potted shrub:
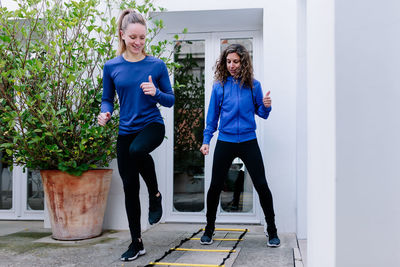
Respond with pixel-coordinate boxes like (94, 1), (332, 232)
(0, 0), (182, 240)
(0, 0), (119, 240)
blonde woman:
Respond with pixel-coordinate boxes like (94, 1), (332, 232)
(98, 9), (174, 261)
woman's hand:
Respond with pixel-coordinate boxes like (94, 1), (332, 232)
(140, 75), (157, 96)
(98, 112), (111, 126)
(200, 144), (209, 155)
(263, 91), (271, 108)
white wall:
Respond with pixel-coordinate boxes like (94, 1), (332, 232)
(296, 0), (307, 239)
(307, 0), (336, 266)
(0, 0), (18, 9)
(308, 0), (400, 266)
(335, 0), (400, 266)
(261, 0), (298, 235)
(102, 160), (128, 230)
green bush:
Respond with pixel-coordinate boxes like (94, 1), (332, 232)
(0, 0), (182, 176)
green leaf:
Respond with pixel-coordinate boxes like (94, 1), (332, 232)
(67, 74), (75, 84)
(56, 108), (67, 116)
(0, 35), (11, 42)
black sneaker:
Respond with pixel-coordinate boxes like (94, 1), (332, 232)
(149, 192), (162, 225)
(229, 201), (240, 211)
(120, 240), (146, 261)
(267, 233), (281, 247)
(200, 227), (214, 245)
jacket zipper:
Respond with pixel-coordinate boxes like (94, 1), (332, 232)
(237, 82), (240, 142)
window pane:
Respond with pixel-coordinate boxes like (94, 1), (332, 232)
(27, 170), (44, 211)
(0, 152), (12, 210)
(220, 159), (254, 213)
(173, 40), (205, 212)
(220, 38), (253, 59)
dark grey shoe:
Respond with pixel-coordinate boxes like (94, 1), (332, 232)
(120, 240), (146, 261)
(200, 227), (214, 245)
(149, 193), (162, 225)
(267, 233), (281, 247)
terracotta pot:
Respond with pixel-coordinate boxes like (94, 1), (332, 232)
(40, 169), (112, 240)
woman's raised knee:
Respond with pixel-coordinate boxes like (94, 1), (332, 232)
(129, 145), (146, 158)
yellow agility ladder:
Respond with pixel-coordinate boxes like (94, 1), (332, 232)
(145, 228), (249, 267)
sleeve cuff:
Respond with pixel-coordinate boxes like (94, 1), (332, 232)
(154, 88), (161, 99)
(203, 136), (211, 145)
(260, 105), (271, 112)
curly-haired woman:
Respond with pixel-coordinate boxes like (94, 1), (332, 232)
(199, 43), (280, 247)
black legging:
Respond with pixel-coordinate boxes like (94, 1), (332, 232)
(206, 139), (277, 235)
(116, 122), (165, 240)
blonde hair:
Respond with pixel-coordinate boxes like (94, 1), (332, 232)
(117, 9), (147, 55)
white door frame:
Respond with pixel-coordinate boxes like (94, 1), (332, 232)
(0, 165), (44, 220)
(165, 30), (264, 224)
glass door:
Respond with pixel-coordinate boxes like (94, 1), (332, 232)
(173, 39), (206, 213)
(0, 153), (13, 212)
(167, 31), (262, 224)
(213, 33), (262, 223)
(0, 152), (44, 219)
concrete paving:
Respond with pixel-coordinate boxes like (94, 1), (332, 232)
(0, 221), (304, 267)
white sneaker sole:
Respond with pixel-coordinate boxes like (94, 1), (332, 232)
(200, 239), (213, 245)
(267, 242), (281, 247)
(120, 249), (146, 261)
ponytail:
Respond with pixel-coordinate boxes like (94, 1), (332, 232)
(117, 9), (147, 55)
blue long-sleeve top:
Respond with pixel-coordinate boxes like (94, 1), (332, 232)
(101, 55), (174, 135)
(203, 76), (271, 144)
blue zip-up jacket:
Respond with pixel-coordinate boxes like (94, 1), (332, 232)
(101, 55), (174, 135)
(203, 76), (271, 144)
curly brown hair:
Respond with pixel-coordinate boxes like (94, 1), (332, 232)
(214, 44), (254, 88)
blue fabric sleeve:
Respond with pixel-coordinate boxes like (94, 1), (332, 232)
(203, 84), (221, 144)
(254, 82), (271, 119)
(101, 64), (115, 115)
(154, 62), (175, 107)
